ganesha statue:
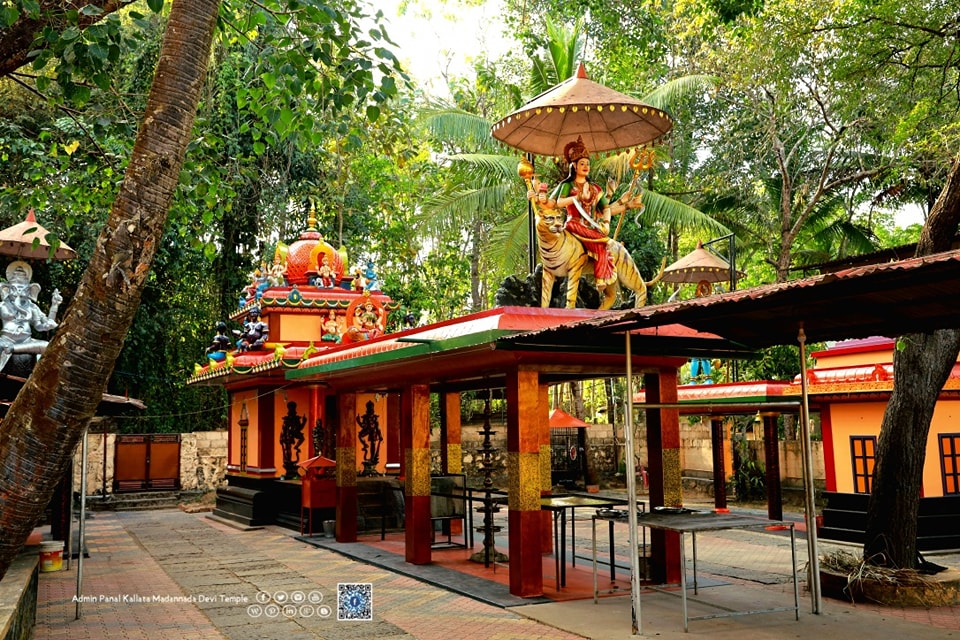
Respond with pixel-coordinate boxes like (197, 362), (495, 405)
(0, 260), (61, 373)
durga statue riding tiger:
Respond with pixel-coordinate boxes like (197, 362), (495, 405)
(525, 135), (664, 310)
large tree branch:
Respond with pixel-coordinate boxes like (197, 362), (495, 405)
(917, 154), (960, 255)
(0, 0), (133, 77)
(864, 153), (960, 568)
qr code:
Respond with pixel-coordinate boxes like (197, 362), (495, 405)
(337, 583), (373, 621)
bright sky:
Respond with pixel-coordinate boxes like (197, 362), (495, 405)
(374, 0), (512, 98)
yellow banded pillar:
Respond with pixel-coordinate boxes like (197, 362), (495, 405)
(402, 384), (432, 565)
(506, 368), (544, 597)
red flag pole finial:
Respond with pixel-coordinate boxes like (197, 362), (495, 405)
(576, 61), (588, 79)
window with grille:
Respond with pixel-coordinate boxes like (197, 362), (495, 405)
(940, 433), (960, 495)
(850, 436), (876, 494)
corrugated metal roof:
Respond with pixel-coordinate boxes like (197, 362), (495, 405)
(504, 248), (960, 350)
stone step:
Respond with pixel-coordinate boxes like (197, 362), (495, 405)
(84, 490), (204, 512)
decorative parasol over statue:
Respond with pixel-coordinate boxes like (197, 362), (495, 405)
(0, 209), (76, 261)
(491, 64), (674, 632)
(491, 62), (673, 157)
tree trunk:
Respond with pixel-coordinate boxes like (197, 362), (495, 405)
(0, 0), (221, 581)
(863, 154), (960, 568)
(470, 219), (483, 312)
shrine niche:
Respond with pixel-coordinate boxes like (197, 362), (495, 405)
(342, 293), (386, 343)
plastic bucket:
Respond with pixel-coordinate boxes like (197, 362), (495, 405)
(39, 541), (63, 572)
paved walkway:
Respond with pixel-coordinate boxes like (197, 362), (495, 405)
(33, 507), (960, 640)
(36, 509), (582, 640)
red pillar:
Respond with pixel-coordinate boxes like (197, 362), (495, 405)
(710, 416), (728, 511)
(257, 388), (275, 475)
(387, 392), (401, 468)
(402, 384), (432, 565)
(644, 369), (682, 585)
(440, 391), (462, 474)
(309, 386), (322, 458)
(335, 392), (358, 542)
(506, 368), (544, 598)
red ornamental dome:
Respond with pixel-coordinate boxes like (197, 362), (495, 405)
(284, 207), (329, 285)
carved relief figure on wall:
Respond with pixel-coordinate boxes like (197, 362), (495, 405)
(356, 399), (382, 476)
(321, 309), (341, 343)
(280, 400), (307, 479)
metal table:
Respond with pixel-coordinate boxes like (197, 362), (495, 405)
(590, 506), (647, 602)
(540, 494), (624, 590)
(594, 509), (800, 631)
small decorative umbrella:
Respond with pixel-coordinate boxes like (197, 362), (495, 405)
(663, 241), (744, 296)
(0, 209), (76, 261)
(298, 455), (336, 470)
(548, 408), (591, 429)
(491, 62), (673, 158)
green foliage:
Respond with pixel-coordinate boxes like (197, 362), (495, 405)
(0, 0), (413, 432)
(734, 455), (766, 501)
(3, 0), (958, 437)
(736, 343), (821, 383)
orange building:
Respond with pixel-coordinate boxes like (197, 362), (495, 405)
(796, 336), (960, 550)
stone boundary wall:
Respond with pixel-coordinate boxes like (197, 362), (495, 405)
(72, 431), (228, 495)
(432, 419), (824, 494)
(72, 420), (823, 497)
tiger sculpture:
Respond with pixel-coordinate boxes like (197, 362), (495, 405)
(536, 209), (665, 310)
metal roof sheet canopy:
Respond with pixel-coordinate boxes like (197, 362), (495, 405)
(548, 408), (591, 429)
(536, 248), (960, 350)
(490, 62), (673, 158)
